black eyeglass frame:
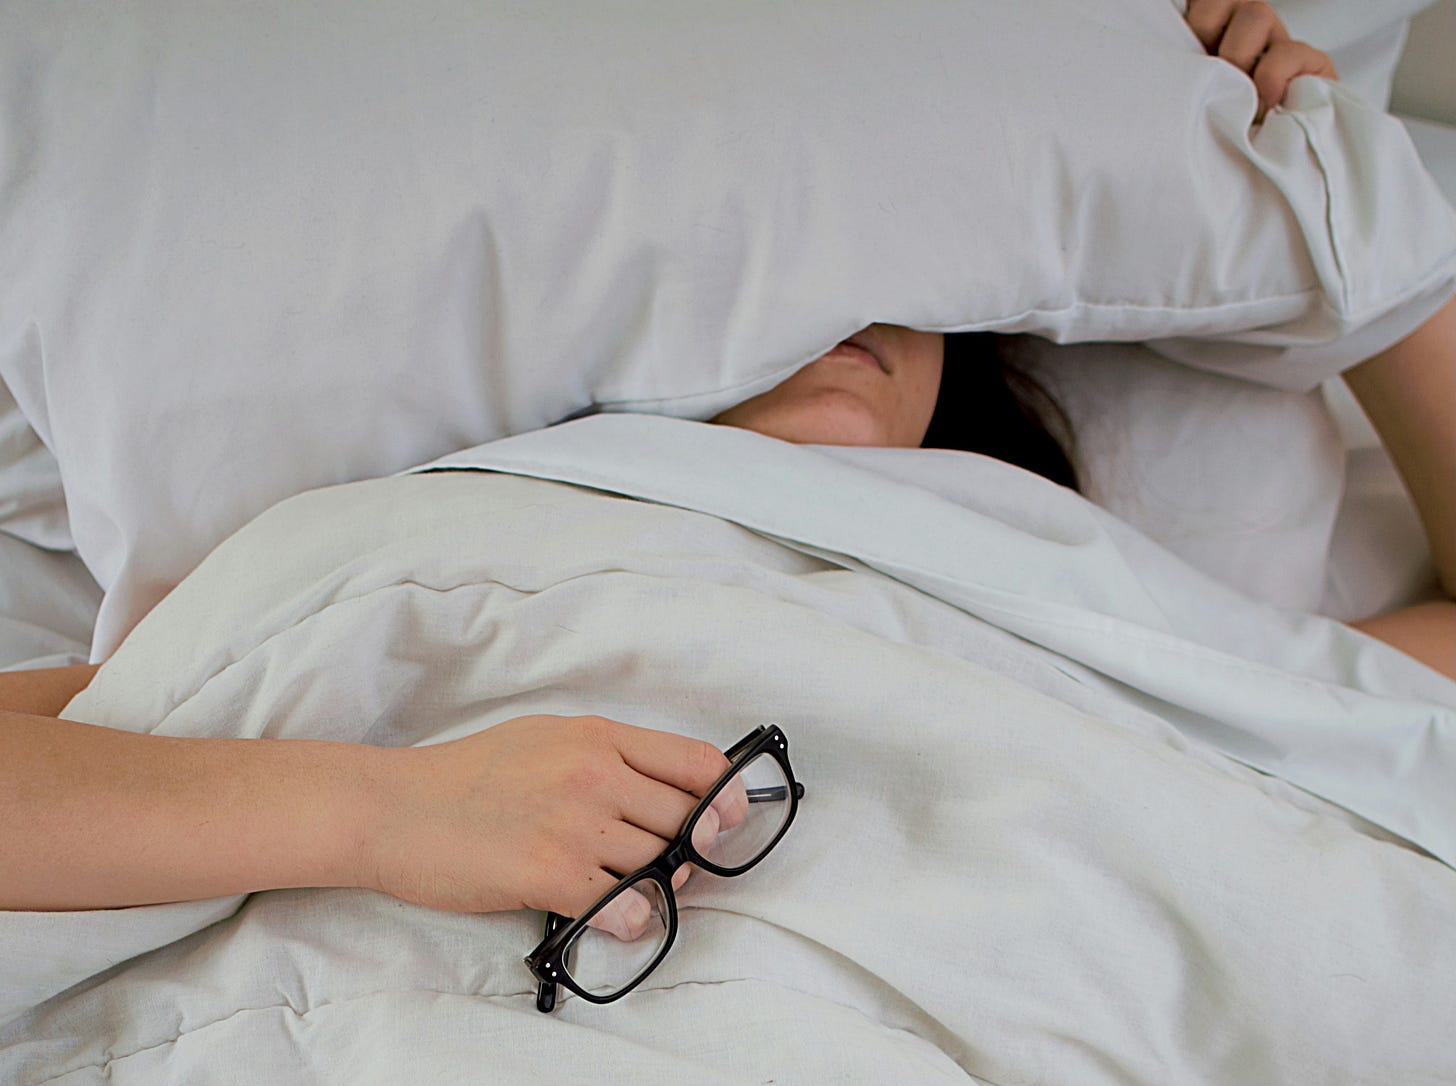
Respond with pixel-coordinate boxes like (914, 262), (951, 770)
(524, 722), (804, 1012)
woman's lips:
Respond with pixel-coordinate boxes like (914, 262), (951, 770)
(823, 339), (887, 373)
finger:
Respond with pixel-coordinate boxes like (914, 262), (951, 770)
(535, 856), (622, 925)
(540, 821), (662, 920)
(586, 883), (656, 941)
(1217, 2), (1290, 75)
(1184, 0), (1242, 54)
(1252, 41), (1338, 114)
(616, 773), (706, 840)
(690, 803), (721, 856)
(594, 820), (672, 881)
(710, 772), (749, 831)
(671, 863), (693, 892)
(598, 717), (731, 797)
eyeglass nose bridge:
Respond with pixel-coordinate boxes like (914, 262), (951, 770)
(660, 840), (696, 876)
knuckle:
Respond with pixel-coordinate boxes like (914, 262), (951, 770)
(571, 714), (612, 740)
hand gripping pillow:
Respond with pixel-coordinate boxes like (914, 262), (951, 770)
(1271, 0), (1438, 109)
(2, 1), (1454, 656)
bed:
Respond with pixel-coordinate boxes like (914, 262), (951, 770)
(2, 2), (1455, 1083)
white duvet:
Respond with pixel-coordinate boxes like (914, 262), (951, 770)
(4, 416), (1455, 1084)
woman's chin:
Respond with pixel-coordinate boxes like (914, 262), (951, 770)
(741, 405), (886, 448)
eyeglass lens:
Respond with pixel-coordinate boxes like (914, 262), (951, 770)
(549, 736), (797, 1003)
(698, 750), (794, 872)
(561, 876), (672, 998)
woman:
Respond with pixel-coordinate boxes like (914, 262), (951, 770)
(712, 325), (1080, 490)
(0, 1), (1449, 928)
(714, 312), (1454, 681)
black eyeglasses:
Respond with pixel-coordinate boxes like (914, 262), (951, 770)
(524, 723), (804, 1012)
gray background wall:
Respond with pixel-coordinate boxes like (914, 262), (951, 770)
(1392, 0), (1456, 125)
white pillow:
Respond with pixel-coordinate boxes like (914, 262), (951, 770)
(1272, 0), (1436, 109)
(1, 1), (1453, 657)
(1012, 337), (1346, 614)
(0, 533), (99, 672)
(0, 378), (72, 552)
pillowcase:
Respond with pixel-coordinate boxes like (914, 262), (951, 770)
(1272, 0), (1437, 109)
(1011, 337), (1346, 615)
(0, 533), (99, 672)
(0, 378), (72, 552)
(1, 1), (1453, 657)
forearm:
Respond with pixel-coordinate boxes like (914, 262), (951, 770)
(1351, 602), (1456, 682)
(0, 711), (389, 910)
(1342, 297), (1456, 598)
(0, 664), (101, 717)
(1339, 297), (1456, 682)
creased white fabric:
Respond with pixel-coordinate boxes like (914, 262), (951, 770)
(3, 1), (1453, 660)
(1013, 337), (1347, 614)
(417, 416), (1456, 863)
(3, 417), (1452, 1083)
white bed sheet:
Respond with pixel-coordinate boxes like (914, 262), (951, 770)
(4, 416), (1452, 1084)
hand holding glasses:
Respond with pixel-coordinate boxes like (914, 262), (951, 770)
(525, 723), (804, 1012)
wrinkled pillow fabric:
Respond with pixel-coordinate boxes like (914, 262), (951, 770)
(1013, 338), (1346, 614)
(1, 1), (1453, 657)
(1272, 0), (1436, 109)
(0, 378), (72, 552)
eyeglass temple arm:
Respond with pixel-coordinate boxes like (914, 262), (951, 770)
(535, 911), (570, 1013)
(746, 782), (805, 802)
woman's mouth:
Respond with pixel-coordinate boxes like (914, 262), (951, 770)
(824, 336), (887, 373)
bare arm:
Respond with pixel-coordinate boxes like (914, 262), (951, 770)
(1343, 297), (1456, 680)
(0, 665), (375, 909)
(0, 672), (728, 925)
(0, 664), (100, 717)
(0, 666), (361, 909)
(0, 709), (381, 909)
(1183, 2), (1454, 681)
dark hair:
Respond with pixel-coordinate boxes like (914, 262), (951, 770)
(921, 332), (1080, 492)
